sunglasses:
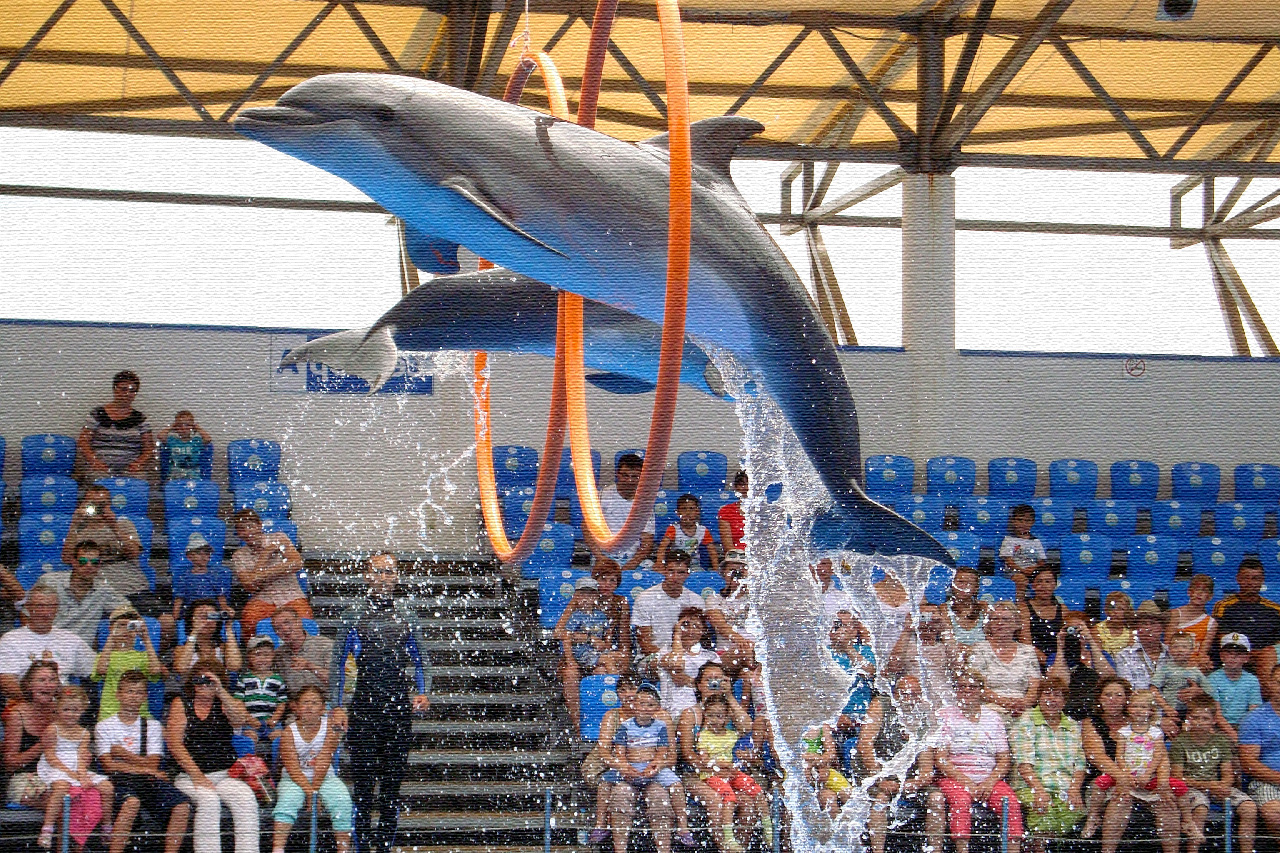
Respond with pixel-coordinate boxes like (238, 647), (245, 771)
(77, 557), (101, 566)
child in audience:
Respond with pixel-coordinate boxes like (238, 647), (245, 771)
(37, 685), (115, 850)
(157, 411), (212, 481)
(93, 606), (165, 720)
(656, 493), (720, 573)
(1170, 696), (1257, 853)
(271, 686), (353, 853)
(1168, 575), (1217, 671)
(96, 670), (191, 853)
(609, 685), (695, 852)
(829, 610), (876, 734)
(1084, 689), (1182, 839)
(696, 695), (764, 852)
(999, 504), (1046, 601)
(1093, 592), (1135, 656)
(801, 722), (850, 819)
(236, 636), (289, 755)
(1152, 632), (1211, 725)
(1207, 633), (1262, 738)
(588, 674), (641, 845)
(171, 533), (232, 624)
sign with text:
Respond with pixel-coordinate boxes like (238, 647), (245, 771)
(270, 333), (433, 395)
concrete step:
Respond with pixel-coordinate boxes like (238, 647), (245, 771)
(315, 616), (516, 637)
(397, 809), (579, 831)
(429, 692), (551, 707)
(309, 593), (509, 614)
(413, 718), (550, 735)
(409, 748), (571, 767)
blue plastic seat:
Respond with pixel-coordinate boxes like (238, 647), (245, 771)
(159, 438), (214, 481)
(1059, 533), (1114, 581)
(539, 568), (591, 629)
(18, 513), (72, 565)
(617, 569), (663, 602)
(926, 456), (976, 497)
(16, 561), (63, 590)
(20, 476), (79, 514)
(168, 516), (228, 574)
(1254, 540), (1280, 587)
(1087, 500), (1138, 537)
(1150, 500), (1205, 539)
(987, 457), (1038, 500)
(936, 531), (981, 568)
(1214, 501), (1267, 540)
(1167, 580), (1226, 609)
(1171, 462), (1220, 504)
(1029, 497), (1077, 549)
(652, 490), (678, 534)
(895, 494), (948, 531)
(958, 497), (1010, 549)
(677, 451), (728, 494)
(492, 445), (539, 496)
(922, 565), (956, 606)
(233, 481), (292, 521)
(126, 516), (156, 591)
(864, 455), (915, 499)
(978, 575), (1018, 604)
(21, 434), (76, 478)
(522, 523), (575, 579)
(227, 439), (281, 490)
(1234, 464), (1280, 503)
(556, 448), (601, 500)
(1100, 578), (1158, 608)
(1049, 459), (1099, 500)
(1190, 537), (1248, 584)
(1123, 535), (1180, 586)
(698, 491), (737, 543)
(1110, 460), (1160, 503)
(164, 479), (221, 518)
(686, 571), (725, 600)
(1054, 577), (1095, 610)
(501, 488), (536, 541)
(580, 674), (622, 741)
(95, 477), (150, 518)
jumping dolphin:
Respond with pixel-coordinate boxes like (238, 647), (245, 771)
(236, 73), (950, 565)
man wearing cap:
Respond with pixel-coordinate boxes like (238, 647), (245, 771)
(1209, 633), (1263, 734)
(1212, 558), (1280, 668)
(172, 532), (232, 625)
(0, 582), (95, 699)
(48, 540), (131, 647)
(1113, 600), (1169, 690)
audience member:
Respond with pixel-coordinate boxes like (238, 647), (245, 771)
(62, 485), (150, 602)
(853, 676), (938, 853)
(3, 661), (61, 809)
(717, 471), (748, 552)
(939, 565), (988, 648)
(76, 370), (153, 481)
(172, 533), (232, 624)
(157, 411), (212, 481)
(587, 673), (641, 845)
(704, 549), (757, 676)
(1168, 575), (1217, 670)
(1020, 567), (1082, 670)
(271, 686), (354, 853)
(172, 601), (243, 681)
(1213, 559), (1280, 668)
(1093, 592), (1135, 657)
(888, 606), (959, 709)
(657, 608), (720, 719)
(999, 504), (1046, 601)
(1047, 612), (1114, 722)
(830, 610), (876, 732)
(93, 606), (165, 720)
(1237, 664), (1280, 838)
(50, 540), (131, 647)
(656, 493), (719, 573)
(1151, 631), (1211, 727)
(869, 571), (911, 666)
(0, 583), (95, 699)
(552, 560), (630, 736)
(35, 685), (114, 851)
(1209, 633), (1263, 736)
(271, 606), (332, 700)
(1114, 601), (1169, 691)
(970, 601), (1042, 719)
(1171, 695), (1256, 853)
(632, 550), (703, 669)
(1010, 677), (1087, 848)
(801, 722), (849, 819)
(694, 695), (765, 851)
(592, 454), (655, 572)
(812, 557), (853, 625)
(95, 670), (191, 853)
(231, 509), (310, 636)
(165, 661), (259, 853)
(235, 636), (288, 755)
(0, 563), (28, 627)
(608, 684), (694, 853)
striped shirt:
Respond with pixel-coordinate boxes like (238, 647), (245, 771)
(86, 407), (151, 472)
(235, 672), (288, 722)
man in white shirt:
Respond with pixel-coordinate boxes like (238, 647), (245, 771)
(591, 453), (655, 571)
(0, 582), (95, 699)
(1114, 600), (1169, 690)
(632, 550), (704, 665)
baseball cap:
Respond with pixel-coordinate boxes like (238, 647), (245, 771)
(574, 577), (599, 592)
(724, 549), (747, 564)
(185, 532), (212, 553)
(1220, 632), (1252, 652)
(247, 635), (276, 651)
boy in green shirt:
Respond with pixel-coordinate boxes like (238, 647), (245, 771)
(1170, 696), (1257, 853)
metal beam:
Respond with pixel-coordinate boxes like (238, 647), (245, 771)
(1211, 202), (1280, 235)
(339, 1), (405, 73)
(0, 0), (78, 91)
(797, 167), (905, 229)
(1051, 36), (1158, 160)
(807, 225), (857, 344)
(1207, 239), (1278, 356)
(916, 14), (945, 172)
(0, 183), (385, 213)
(476, 1), (522, 96)
(1212, 122), (1280, 221)
(1205, 242), (1251, 356)
(726, 27), (812, 116)
(934, 0), (995, 134)
(1164, 44), (1274, 161)
(97, 0), (214, 122)
(816, 28), (916, 146)
(605, 40), (669, 118)
(218, 2), (339, 122)
(1237, 187), (1280, 219)
(397, 7), (446, 72)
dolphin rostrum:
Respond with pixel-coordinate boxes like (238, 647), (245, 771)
(236, 73), (950, 565)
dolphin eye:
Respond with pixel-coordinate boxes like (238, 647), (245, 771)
(373, 105), (395, 123)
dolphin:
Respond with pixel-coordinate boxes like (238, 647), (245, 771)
(281, 268), (728, 398)
(235, 73), (950, 565)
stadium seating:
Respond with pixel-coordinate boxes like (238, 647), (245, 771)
(936, 531), (981, 568)
(1086, 500), (1138, 537)
(521, 523), (575, 579)
(492, 445), (539, 495)
(895, 494), (948, 531)
(16, 561), (63, 590)
(1167, 580), (1225, 609)
(502, 488), (536, 541)
(159, 439), (213, 481)
(923, 565), (955, 606)
(233, 481), (292, 521)
(698, 490), (737, 543)
(1170, 461), (1221, 504)
(168, 516), (228, 573)
(580, 674), (622, 741)
(556, 448), (601, 500)
(227, 439), (281, 490)
(677, 450), (728, 494)
(1214, 501), (1268, 540)
(1255, 540), (1280, 586)
(18, 512), (72, 565)
(652, 490), (678, 533)
(685, 571), (725, 601)
(958, 497), (1010, 549)
(1109, 460), (1159, 503)
(21, 434), (76, 478)
(864, 454), (915, 499)
(978, 575), (1017, 603)
(1049, 458), (1099, 500)
(95, 477), (150, 518)
(538, 568), (590, 629)
(1059, 533), (1114, 581)
(926, 456), (976, 497)
(1190, 537), (1247, 587)
(1149, 500), (1204, 540)
(617, 569), (663, 602)
(20, 475), (78, 514)
(128, 516), (156, 591)
(986, 457), (1038, 500)
(1123, 535), (1180, 586)
(1234, 463), (1280, 502)
(1101, 577), (1159, 608)
(1054, 577), (1094, 611)
(1030, 497), (1077, 548)
(164, 479), (221, 518)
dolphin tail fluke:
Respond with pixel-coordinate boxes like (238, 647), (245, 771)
(280, 327), (399, 393)
(812, 499), (955, 567)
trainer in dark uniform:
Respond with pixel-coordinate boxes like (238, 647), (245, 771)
(330, 553), (432, 853)
(1212, 557), (1280, 668)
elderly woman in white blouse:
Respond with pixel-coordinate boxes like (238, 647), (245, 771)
(969, 600), (1042, 719)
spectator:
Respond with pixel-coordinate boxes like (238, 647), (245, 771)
(96, 670), (192, 853)
(632, 550), (703, 670)
(1213, 558), (1280, 669)
(231, 509), (310, 637)
(552, 560), (630, 736)
(271, 606), (332, 700)
(592, 453), (655, 572)
(3, 660), (61, 809)
(62, 485), (152, 604)
(830, 610), (877, 732)
(939, 565), (988, 648)
(1237, 663), (1280, 838)
(1209, 633), (1262, 737)
(1171, 695), (1256, 853)
(1151, 631), (1210, 726)
(1114, 601), (1169, 691)
(172, 533), (232, 624)
(1168, 575), (1216, 671)
(92, 605), (165, 720)
(717, 470), (748, 552)
(694, 695), (765, 852)
(1094, 592), (1136, 657)
(801, 722), (849, 818)
(172, 600), (243, 681)
(1020, 567), (1082, 670)
(1047, 613), (1115, 722)
(0, 583), (95, 699)
(930, 670), (1024, 853)
(656, 493), (719, 573)
(869, 571), (911, 667)
(164, 661), (259, 853)
(76, 370), (154, 481)
(235, 636), (288, 756)
(50, 540), (130, 647)
(271, 686), (354, 853)
(999, 504), (1046, 601)
(657, 607), (720, 719)
(888, 606), (960, 710)
(812, 557), (853, 625)
(35, 685), (115, 851)
(607, 684), (693, 853)
(1010, 676), (1087, 849)
(586, 674), (642, 846)
(157, 411), (212, 481)
(970, 600), (1042, 719)
(704, 549), (756, 676)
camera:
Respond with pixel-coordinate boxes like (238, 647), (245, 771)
(707, 679), (724, 691)
(127, 620), (143, 632)
(192, 675), (215, 687)
(205, 611), (223, 622)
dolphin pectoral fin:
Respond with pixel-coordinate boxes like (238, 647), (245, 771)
(402, 223), (461, 274)
(812, 500), (955, 567)
(441, 176), (568, 259)
(281, 327), (400, 393)
(585, 372), (658, 395)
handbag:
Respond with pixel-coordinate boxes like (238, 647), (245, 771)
(228, 755), (276, 806)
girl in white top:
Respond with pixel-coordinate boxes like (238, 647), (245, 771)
(37, 686), (114, 850)
(999, 504), (1046, 601)
(271, 686), (353, 853)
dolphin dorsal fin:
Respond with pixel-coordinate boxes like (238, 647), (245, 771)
(641, 116), (765, 183)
